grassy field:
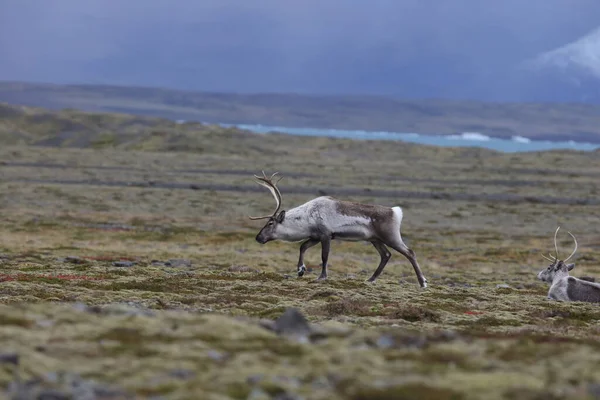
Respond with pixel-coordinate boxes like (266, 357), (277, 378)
(3, 81), (600, 142)
(1, 104), (600, 399)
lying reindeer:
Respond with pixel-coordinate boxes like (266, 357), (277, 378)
(537, 227), (600, 303)
(248, 171), (428, 288)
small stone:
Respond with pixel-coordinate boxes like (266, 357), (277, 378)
(0, 353), (19, 365)
(375, 335), (395, 349)
(311, 376), (331, 390)
(62, 256), (84, 264)
(165, 259), (192, 268)
(588, 383), (600, 398)
(44, 371), (59, 383)
(92, 386), (130, 398)
(273, 392), (303, 400)
(35, 389), (70, 400)
(206, 350), (227, 362)
(112, 261), (135, 268)
(247, 388), (270, 400)
(169, 369), (195, 380)
(496, 284), (511, 289)
(36, 319), (54, 328)
(247, 375), (264, 385)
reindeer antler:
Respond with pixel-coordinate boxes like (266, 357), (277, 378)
(563, 231), (578, 262)
(542, 227), (578, 263)
(553, 226), (560, 261)
(248, 171), (284, 220)
(541, 253), (556, 263)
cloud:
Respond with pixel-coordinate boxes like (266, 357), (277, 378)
(1, 0), (599, 99)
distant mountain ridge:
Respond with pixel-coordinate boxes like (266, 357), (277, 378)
(2, 81), (600, 143)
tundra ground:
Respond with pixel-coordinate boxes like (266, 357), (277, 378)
(1, 133), (600, 399)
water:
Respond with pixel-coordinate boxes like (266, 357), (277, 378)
(213, 123), (600, 153)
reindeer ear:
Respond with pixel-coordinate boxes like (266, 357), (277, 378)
(567, 263), (575, 271)
(276, 210), (286, 223)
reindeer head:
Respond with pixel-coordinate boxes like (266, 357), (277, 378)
(248, 171), (286, 244)
(537, 226), (577, 283)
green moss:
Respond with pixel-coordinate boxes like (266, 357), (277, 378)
(349, 383), (465, 400)
(0, 314), (34, 327)
(321, 297), (376, 317)
(456, 316), (523, 328)
(385, 305), (442, 322)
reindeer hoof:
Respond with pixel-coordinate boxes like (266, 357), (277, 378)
(297, 265), (306, 277)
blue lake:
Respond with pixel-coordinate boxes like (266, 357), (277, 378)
(214, 123), (600, 153)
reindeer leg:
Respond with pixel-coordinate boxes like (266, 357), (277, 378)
(367, 240), (391, 283)
(387, 239), (427, 288)
(297, 239), (319, 277)
(317, 237), (331, 280)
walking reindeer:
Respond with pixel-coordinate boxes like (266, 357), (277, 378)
(537, 227), (600, 303)
(248, 171), (428, 288)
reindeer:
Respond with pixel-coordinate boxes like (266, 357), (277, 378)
(537, 227), (600, 303)
(248, 171), (428, 288)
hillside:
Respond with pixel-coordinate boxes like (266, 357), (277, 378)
(3, 81), (600, 143)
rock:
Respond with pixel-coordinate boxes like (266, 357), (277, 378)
(34, 389), (71, 399)
(588, 383), (600, 398)
(71, 302), (91, 312)
(496, 284), (512, 289)
(273, 308), (312, 343)
(273, 392), (303, 400)
(6, 371), (132, 400)
(0, 353), (19, 365)
(165, 259), (192, 268)
(311, 376), (332, 390)
(112, 261), (135, 268)
(36, 319), (54, 328)
(375, 335), (395, 349)
(247, 388), (270, 400)
(168, 369), (195, 380)
(206, 349), (228, 362)
(247, 375), (264, 385)
(61, 256), (85, 264)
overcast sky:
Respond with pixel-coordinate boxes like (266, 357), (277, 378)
(1, 0), (599, 99)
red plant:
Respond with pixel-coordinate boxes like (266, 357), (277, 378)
(464, 311), (484, 315)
